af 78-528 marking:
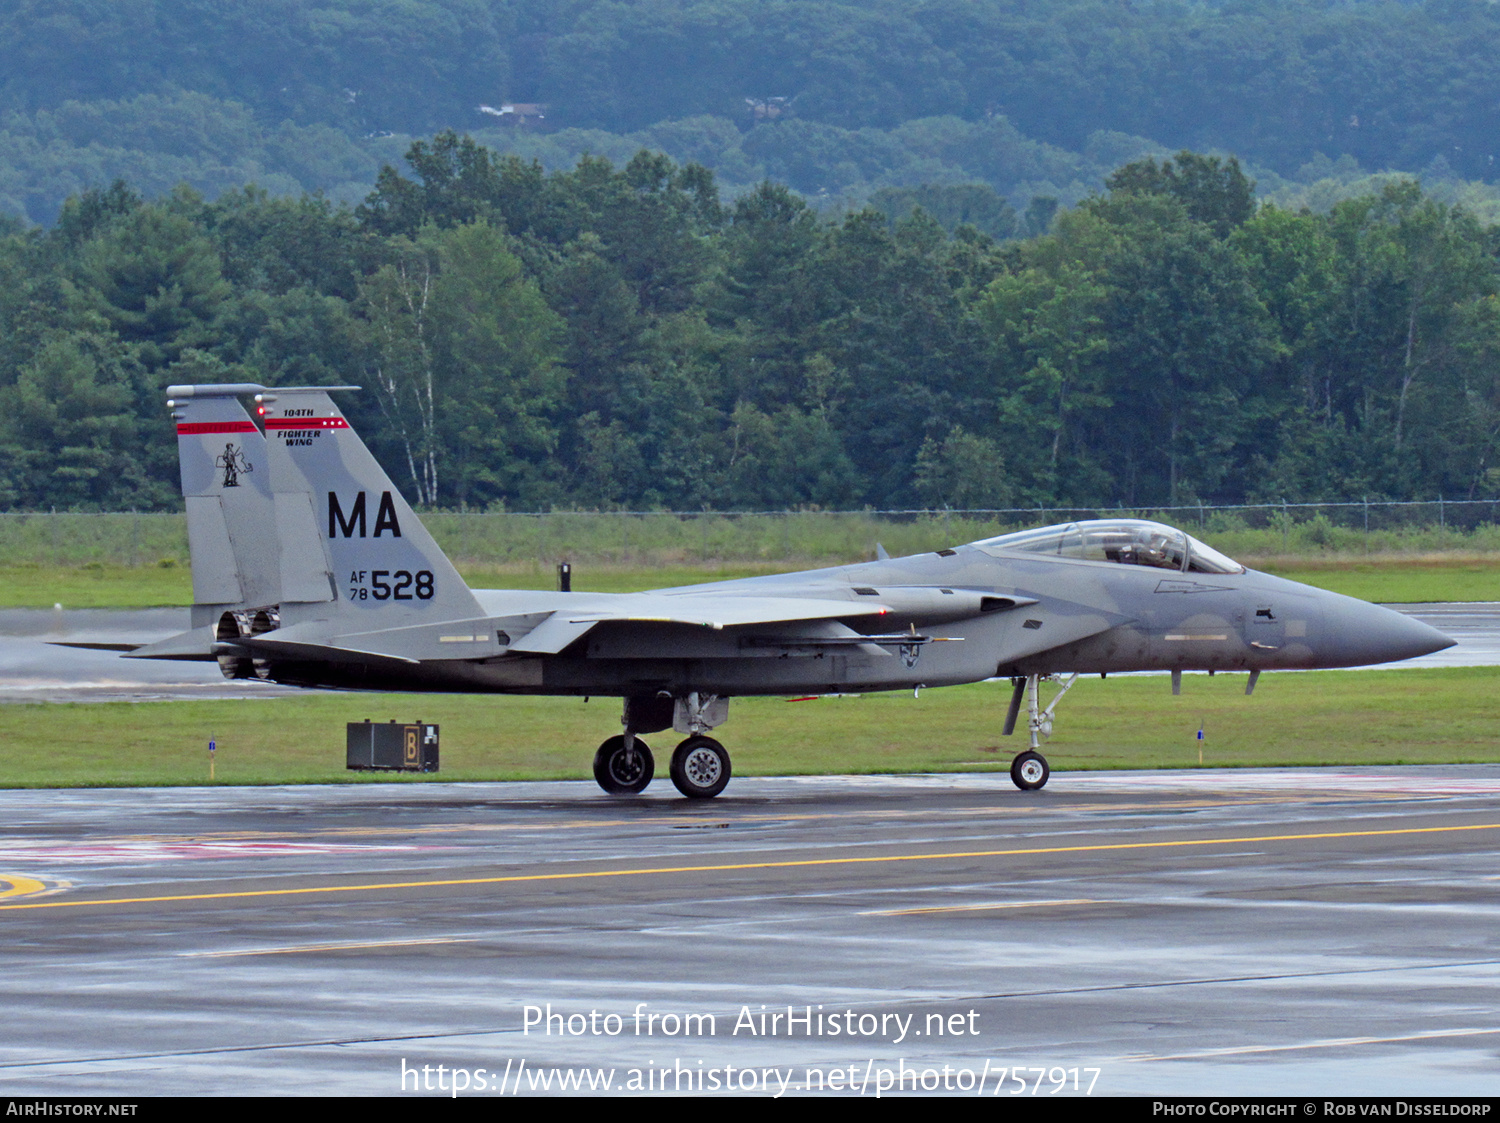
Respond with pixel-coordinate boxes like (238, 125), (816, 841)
(103, 383), (1453, 800)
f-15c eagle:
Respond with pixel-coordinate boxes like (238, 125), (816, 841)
(106, 384), (1453, 799)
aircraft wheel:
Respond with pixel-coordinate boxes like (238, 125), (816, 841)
(670, 736), (731, 799)
(593, 735), (653, 794)
(1010, 750), (1049, 792)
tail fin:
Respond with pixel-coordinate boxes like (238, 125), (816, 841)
(256, 387), (483, 626)
(168, 383), (279, 622)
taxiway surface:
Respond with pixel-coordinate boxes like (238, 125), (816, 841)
(1, 768), (1498, 1096)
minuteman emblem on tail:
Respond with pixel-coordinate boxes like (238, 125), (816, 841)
(215, 442), (252, 487)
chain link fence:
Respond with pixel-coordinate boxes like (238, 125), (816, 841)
(3, 501), (1498, 568)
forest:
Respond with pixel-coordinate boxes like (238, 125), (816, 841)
(2, 137), (1497, 513)
(7, 1), (1500, 226)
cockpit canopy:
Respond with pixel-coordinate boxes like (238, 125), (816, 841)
(971, 519), (1245, 575)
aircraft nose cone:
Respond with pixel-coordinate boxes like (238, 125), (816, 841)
(1321, 598), (1456, 667)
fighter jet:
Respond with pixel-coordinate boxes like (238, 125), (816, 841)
(117, 383), (1454, 799)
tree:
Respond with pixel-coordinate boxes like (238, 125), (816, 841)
(979, 258), (1111, 503)
(75, 202), (230, 375)
(715, 181), (827, 410)
(358, 221), (563, 507)
(357, 132), (503, 237)
(0, 333), (158, 509)
(912, 426), (1012, 509)
(1105, 151), (1256, 237)
(1081, 192), (1275, 504)
(870, 185), (1017, 241)
(720, 401), (860, 509)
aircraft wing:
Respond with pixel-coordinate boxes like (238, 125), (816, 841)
(507, 594), (895, 654)
(186, 593), (905, 665)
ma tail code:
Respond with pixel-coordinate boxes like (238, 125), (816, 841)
(328, 491), (402, 538)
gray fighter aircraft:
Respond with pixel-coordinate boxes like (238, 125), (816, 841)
(116, 383), (1453, 799)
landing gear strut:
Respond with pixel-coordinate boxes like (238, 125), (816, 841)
(1001, 672), (1078, 791)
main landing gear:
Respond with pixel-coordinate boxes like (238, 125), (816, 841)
(593, 692), (732, 799)
(670, 735), (732, 799)
(1001, 673), (1079, 791)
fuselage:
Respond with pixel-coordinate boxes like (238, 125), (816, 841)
(262, 538), (1453, 696)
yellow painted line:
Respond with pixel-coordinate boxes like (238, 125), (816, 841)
(181, 936), (479, 958)
(865, 898), (1101, 916)
(0, 874), (47, 899)
(1128, 1025), (1500, 1061)
(2, 821), (1497, 913)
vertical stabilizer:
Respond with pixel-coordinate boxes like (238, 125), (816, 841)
(168, 384), (278, 623)
(258, 388), (483, 626)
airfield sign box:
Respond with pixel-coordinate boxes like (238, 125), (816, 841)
(346, 721), (439, 772)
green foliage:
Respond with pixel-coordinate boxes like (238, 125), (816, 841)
(913, 426), (1012, 509)
(980, 257), (1111, 503)
(0, 91), (382, 225)
(869, 185), (1017, 241)
(356, 220), (564, 507)
(3, 136), (1500, 518)
(1106, 152), (1256, 237)
(0, 334), (151, 510)
(77, 203), (230, 369)
(9, 0), (1500, 234)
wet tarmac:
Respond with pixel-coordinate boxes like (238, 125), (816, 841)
(0, 768), (1498, 1096)
(0, 603), (1496, 704)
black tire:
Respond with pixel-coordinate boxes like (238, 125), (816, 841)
(669, 736), (731, 799)
(593, 735), (653, 794)
(1010, 750), (1049, 791)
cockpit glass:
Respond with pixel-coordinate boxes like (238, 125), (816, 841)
(971, 520), (1245, 574)
(1182, 535), (1243, 574)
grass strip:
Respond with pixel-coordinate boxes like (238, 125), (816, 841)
(1, 666), (1494, 788)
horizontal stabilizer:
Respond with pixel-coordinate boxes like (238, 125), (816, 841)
(216, 635), (421, 667)
(120, 627), (218, 661)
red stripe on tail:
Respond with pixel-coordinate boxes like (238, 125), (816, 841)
(264, 417), (350, 431)
(176, 421), (259, 435)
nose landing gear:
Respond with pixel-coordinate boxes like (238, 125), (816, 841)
(1001, 673), (1078, 791)
(1009, 749), (1049, 791)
